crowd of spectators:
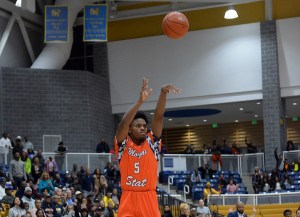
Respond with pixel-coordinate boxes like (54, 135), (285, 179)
(0, 133), (121, 217)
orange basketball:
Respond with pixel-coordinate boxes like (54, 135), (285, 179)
(162, 11), (189, 39)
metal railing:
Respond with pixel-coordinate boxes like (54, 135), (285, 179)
(283, 150), (300, 164)
(161, 153), (265, 175)
(208, 191), (300, 206)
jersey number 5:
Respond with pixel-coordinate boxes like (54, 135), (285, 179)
(134, 162), (140, 174)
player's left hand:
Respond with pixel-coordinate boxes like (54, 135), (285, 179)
(161, 84), (182, 94)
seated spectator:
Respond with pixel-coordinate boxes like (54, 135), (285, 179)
(34, 150), (45, 168)
(0, 202), (9, 217)
(179, 203), (190, 217)
(292, 159), (299, 172)
(1, 186), (15, 206)
(251, 167), (262, 194)
(65, 189), (75, 206)
(63, 205), (75, 217)
(217, 174), (228, 190)
(21, 150), (32, 180)
(80, 207), (91, 217)
(183, 144), (195, 154)
(111, 188), (120, 206)
(103, 192), (114, 208)
(35, 208), (46, 217)
(272, 176), (283, 192)
(22, 187), (35, 212)
(31, 199), (44, 217)
(191, 169), (201, 183)
(38, 172), (54, 195)
(226, 180), (238, 193)
(104, 162), (116, 189)
(27, 149), (35, 160)
(53, 173), (65, 188)
(42, 194), (56, 216)
(45, 157), (57, 178)
(198, 164), (216, 181)
(203, 182), (219, 205)
(9, 197), (26, 217)
(196, 199), (210, 217)
(12, 137), (24, 156)
(16, 181), (27, 199)
(70, 177), (81, 192)
(160, 144), (168, 155)
(52, 195), (64, 217)
(161, 204), (173, 217)
(104, 201), (115, 217)
(190, 208), (197, 217)
(281, 173), (293, 190)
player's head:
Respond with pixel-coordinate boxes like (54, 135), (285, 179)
(236, 201), (244, 214)
(129, 111), (149, 143)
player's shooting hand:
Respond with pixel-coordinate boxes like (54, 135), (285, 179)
(140, 78), (153, 102)
(161, 84), (182, 94)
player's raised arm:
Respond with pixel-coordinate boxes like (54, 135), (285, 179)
(151, 84), (181, 138)
(116, 78), (153, 143)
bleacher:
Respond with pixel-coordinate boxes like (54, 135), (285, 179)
(161, 170), (247, 202)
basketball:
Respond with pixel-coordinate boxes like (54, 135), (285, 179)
(162, 11), (189, 39)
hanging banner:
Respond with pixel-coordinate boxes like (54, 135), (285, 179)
(84, 4), (108, 42)
(45, 6), (68, 43)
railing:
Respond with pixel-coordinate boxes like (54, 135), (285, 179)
(161, 153), (265, 175)
(42, 152), (118, 172)
(283, 150), (300, 164)
(208, 191), (300, 206)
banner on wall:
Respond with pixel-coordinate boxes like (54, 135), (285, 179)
(45, 6), (68, 43)
(84, 4), (108, 42)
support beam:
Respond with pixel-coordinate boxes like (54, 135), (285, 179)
(265, 0), (272, 21)
(0, 14), (15, 57)
(15, 13), (36, 62)
(36, 0), (45, 15)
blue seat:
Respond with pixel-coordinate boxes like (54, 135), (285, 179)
(192, 187), (203, 201)
(176, 179), (186, 192)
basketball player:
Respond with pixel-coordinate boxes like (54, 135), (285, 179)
(114, 78), (181, 217)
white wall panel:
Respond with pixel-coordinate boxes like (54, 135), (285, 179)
(108, 23), (262, 113)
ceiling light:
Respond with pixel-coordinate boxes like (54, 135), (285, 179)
(203, 120), (207, 122)
(235, 120), (239, 123)
(168, 119), (172, 121)
(293, 102), (297, 106)
(257, 102), (261, 105)
(150, 112), (154, 115)
(186, 124), (190, 127)
(254, 114), (259, 118)
(224, 6), (238, 19)
(239, 108), (244, 111)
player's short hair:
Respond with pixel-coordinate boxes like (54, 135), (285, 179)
(133, 111), (149, 124)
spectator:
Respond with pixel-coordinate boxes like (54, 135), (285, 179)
(103, 201), (115, 217)
(16, 181), (27, 199)
(202, 144), (211, 165)
(70, 177), (81, 192)
(251, 167), (262, 194)
(160, 144), (168, 155)
(52, 195), (64, 217)
(286, 140), (294, 151)
(196, 199), (210, 217)
(28, 149), (36, 160)
(96, 139), (110, 153)
(0, 132), (12, 159)
(23, 136), (34, 151)
(183, 144), (195, 154)
(8, 197), (26, 217)
(217, 174), (228, 190)
(34, 150), (45, 168)
(190, 208), (197, 217)
(283, 209), (292, 217)
(104, 163), (115, 190)
(65, 189), (75, 206)
(103, 192), (114, 208)
(0, 178), (6, 200)
(198, 164), (216, 181)
(42, 194), (56, 217)
(111, 188), (120, 206)
(21, 150), (32, 180)
(231, 143), (240, 155)
(9, 152), (27, 189)
(211, 142), (222, 170)
(245, 137), (257, 153)
(74, 191), (83, 215)
(203, 182), (219, 205)
(292, 159), (299, 172)
(81, 169), (93, 197)
(226, 180), (238, 193)
(12, 137), (24, 156)
(93, 169), (102, 196)
(179, 203), (190, 217)
(22, 187), (35, 211)
(63, 205), (75, 217)
(191, 169), (201, 183)
(38, 172), (54, 195)
(55, 142), (67, 172)
(31, 199), (44, 217)
(1, 186), (15, 206)
(227, 201), (256, 217)
(32, 157), (44, 184)
(53, 174), (64, 188)
(274, 148), (284, 172)
(45, 157), (58, 178)
(161, 204), (173, 217)
(36, 208), (46, 217)
(80, 207), (91, 217)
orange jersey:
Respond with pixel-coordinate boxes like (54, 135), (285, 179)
(114, 130), (160, 192)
